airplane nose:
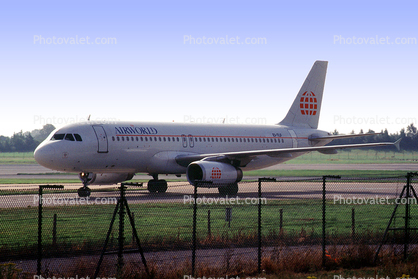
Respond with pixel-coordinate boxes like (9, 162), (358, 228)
(34, 145), (56, 168)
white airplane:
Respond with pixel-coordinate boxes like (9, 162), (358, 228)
(34, 61), (399, 197)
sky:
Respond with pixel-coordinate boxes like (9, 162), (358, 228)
(1, 0), (417, 137)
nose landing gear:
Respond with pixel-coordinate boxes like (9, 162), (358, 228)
(78, 172), (92, 197)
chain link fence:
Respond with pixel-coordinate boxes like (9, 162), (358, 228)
(0, 173), (417, 278)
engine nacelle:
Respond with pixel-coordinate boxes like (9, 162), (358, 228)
(78, 172), (134, 185)
(186, 161), (243, 186)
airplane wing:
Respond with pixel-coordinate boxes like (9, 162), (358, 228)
(309, 132), (383, 141)
(175, 139), (401, 167)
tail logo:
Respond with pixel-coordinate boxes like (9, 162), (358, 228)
(300, 91), (317, 115)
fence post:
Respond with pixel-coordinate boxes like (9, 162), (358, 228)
(192, 183), (198, 277)
(322, 176), (340, 268)
(52, 214), (57, 246)
(351, 208), (355, 239)
(258, 178), (276, 274)
(207, 210), (211, 238)
(117, 185), (126, 277)
(258, 179), (262, 274)
(404, 172), (412, 260)
(131, 212), (135, 244)
(37, 185), (63, 276)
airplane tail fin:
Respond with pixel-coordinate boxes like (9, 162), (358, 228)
(278, 60), (328, 129)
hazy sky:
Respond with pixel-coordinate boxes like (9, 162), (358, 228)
(1, 0), (417, 137)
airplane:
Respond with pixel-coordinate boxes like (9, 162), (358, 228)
(34, 60), (400, 197)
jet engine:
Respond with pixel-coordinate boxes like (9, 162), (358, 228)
(186, 161), (243, 186)
(78, 172), (135, 185)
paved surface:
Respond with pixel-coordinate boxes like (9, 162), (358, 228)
(0, 179), (409, 208)
(1, 163), (417, 180)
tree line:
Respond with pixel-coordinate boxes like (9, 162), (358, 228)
(328, 123), (418, 151)
(0, 124), (55, 152)
(0, 123), (417, 152)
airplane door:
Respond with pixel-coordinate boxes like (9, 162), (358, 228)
(181, 134), (188, 148)
(92, 125), (108, 153)
(188, 135), (194, 148)
(288, 129), (298, 148)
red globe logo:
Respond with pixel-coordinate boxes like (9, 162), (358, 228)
(211, 167), (221, 179)
(300, 91), (317, 115)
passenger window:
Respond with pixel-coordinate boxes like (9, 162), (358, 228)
(65, 134), (75, 141)
(127, 137), (130, 141)
(117, 137), (120, 141)
(122, 137), (125, 141)
(112, 136), (115, 141)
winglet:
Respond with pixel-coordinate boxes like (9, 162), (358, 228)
(394, 138), (402, 151)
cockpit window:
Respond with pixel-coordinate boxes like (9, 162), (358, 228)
(65, 134), (75, 141)
(51, 133), (82, 142)
(52, 133), (65, 140)
(74, 134), (82, 141)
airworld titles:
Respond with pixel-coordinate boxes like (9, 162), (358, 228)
(115, 126), (158, 135)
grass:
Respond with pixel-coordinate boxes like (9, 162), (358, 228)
(1, 150), (418, 165)
(0, 152), (36, 164)
(287, 149), (418, 164)
(245, 169), (409, 177)
(1, 197), (417, 261)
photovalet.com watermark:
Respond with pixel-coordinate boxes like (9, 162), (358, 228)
(33, 275), (116, 279)
(333, 115), (417, 126)
(183, 275), (266, 279)
(332, 274), (415, 279)
(33, 115), (120, 126)
(333, 195), (417, 205)
(33, 35), (117, 45)
(33, 195), (118, 206)
(333, 35), (417, 45)
(184, 35), (267, 45)
(184, 195), (267, 206)
(184, 115), (267, 125)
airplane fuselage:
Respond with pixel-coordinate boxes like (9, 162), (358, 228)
(34, 121), (331, 175)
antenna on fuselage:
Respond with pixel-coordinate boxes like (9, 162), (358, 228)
(87, 114), (91, 121)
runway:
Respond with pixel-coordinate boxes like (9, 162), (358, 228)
(0, 178), (409, 208)
(0, 163), (415, 208)
(0, 163), (417, 180)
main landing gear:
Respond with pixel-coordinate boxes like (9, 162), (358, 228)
(147, 174), (168, 193)
(218, 183), (239, 196)
(78, 173), (92, 197)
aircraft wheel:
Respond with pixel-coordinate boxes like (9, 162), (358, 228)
(218, 186), (228, 196)
(226, 183), (238, 195)
(147, 180), (158, 193)
(157, 180), (168, 193)
(77, 187), (91, 197)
